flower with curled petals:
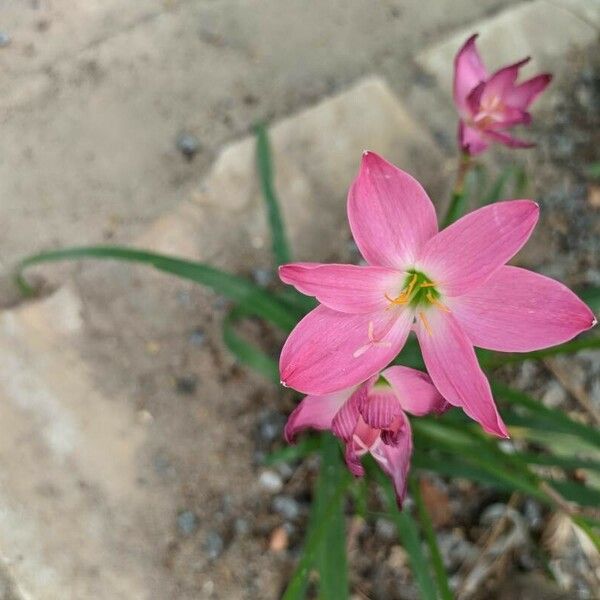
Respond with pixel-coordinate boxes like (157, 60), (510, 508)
(285, 366), (448, 505)
(454, 33), (552, 155)
(279, 152), (595, 438)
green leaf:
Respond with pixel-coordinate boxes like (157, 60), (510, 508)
(410, 477), (453, 600)
(481, 335), (600, 368)
(578, 285), (600, 313)
(263, 436), (320, 466)
(493, 383), (600, 448)
(585, 162), (600, 181)
(222, 306), (279, 383)
(314, 435), (349, 600)
(16, 246), (297, 331)
(255, 123), (292, 266)
(282, 435), (350, 600)
(369, 464), (437, 600)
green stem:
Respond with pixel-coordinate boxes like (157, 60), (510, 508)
(442, 152), (472, 228)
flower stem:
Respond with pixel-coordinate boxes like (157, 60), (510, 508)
(442, 152), (472, 228)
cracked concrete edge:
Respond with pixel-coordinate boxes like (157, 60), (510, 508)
(416, 0), (599, 100)
(0, 558), (31, 600)
(135, 75), (450, 263)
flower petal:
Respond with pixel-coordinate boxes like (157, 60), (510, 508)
(453, 34), (488, 115)
(284, 390), (351, 443)
(416, 309), (508, 438)
(505, 73), (552, 109)
(359, 388), (402, 430)
(485, 129), (535, 149)
(347, 151), (438, 269)
(279, 262), (402, 313)
(418, 200), (539, 296)
(280, 305), (413, 395)
(372, 419), (413, 506)
(481, 58), (530, 102)
(382, 365), (449, 416)
(331, 384), (367, 441)
(458, 120), (490, 155)
(451, 266), (597, 352)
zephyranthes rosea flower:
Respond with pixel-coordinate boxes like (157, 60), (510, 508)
(279, 152), (595, 437)
(285, 366), (448, 504)
(454, 34), (552, 155)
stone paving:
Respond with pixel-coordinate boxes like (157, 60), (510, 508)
(1, 1), (599, 597)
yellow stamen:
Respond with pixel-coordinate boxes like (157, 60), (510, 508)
(419, 282), (436, 288)
(404, 273), (418, 297)
(427, 292), (451, 313)
(419, 312), (433, 336)
(385, 292), (408, 307)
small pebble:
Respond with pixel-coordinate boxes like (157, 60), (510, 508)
(251, 268), (273, 287)
(175, 375), (198, 395)
(269, 526), (288, 552)
(0, 32), (10, 48)
(375, 518), (396, 541)
(542, 381), (567, 409)
(177, 510), (199, 536)
(204, 530), (224, 560)
(272, 495), (300, 521)
(176, 131), (200, 159)
(234, 518), (250, 536)
(258, 411), (286, 443)
(188, 328), (206, 347)
(259, 470), (283, 493)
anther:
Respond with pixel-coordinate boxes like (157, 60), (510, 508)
(419, 312), (433, 336)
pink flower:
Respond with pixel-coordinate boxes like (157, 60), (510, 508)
(285, 366), (448, 505)
(279, 152), (596, 437)
(454, 34), (552, 155)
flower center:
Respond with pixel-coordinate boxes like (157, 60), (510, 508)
(384, 270), (450, 336)
(385, 270), (443, 309)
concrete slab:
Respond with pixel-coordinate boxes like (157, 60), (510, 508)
(417, 0), (598, 100)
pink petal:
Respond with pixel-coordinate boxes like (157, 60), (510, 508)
(418, 200), (539, 296)
(279, 305), (413, 395)
(453, 34), (488, 115)
(505, 73), (552, 109)
(279, 262), (402, 314)
(481, 58), (529, 102)
(347, 151), (438, 269)
(416, 309), (508, 438)
(458, 120), (490, 155)
(331, 384), (367, 440)
(485, 129), (535, 149)
(451, 266), (597, 352)
(381, 366), (449, 416)
(284, 390), (351, 443)
(372, 419), (413, 506)
(485, 107), (531, 129)
(344, 442), (366, 477)
(359, 388), (402, 429)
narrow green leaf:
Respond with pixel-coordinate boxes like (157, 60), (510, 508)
(482, 335), (600, 368)
(315, 435), (349, 600)
(493, 383), (600, 447)
(16, 246), (297, 331)
(282, 435), (350, 600)
(255, 123), (292, 266)
(263, 436), (320, 466)
(222, 307), (279, 383)
(578, 285), (600, 313)
(410, 477), (453, 600)
(370, 466), (437, 600)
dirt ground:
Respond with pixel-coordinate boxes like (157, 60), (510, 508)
(0, 1), (599, 599)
